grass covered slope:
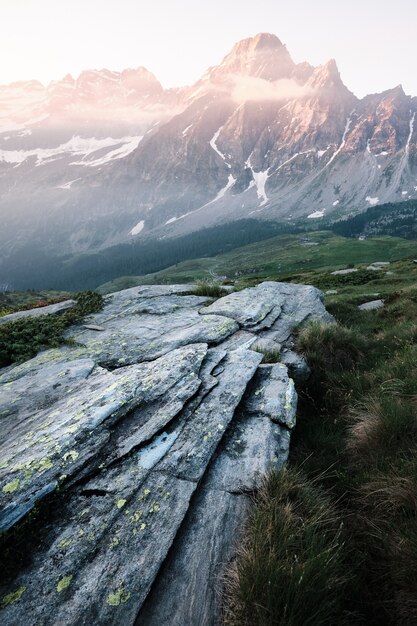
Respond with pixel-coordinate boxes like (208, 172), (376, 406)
(226, 262), (417, 625)
(97, 232), (417, 293)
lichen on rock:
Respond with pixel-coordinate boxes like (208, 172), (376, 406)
(0, 282), (333, 626)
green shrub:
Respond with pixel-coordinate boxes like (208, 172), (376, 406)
(0, 291), (103, 368)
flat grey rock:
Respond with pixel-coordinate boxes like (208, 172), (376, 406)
(138, 489), (250, 626)
(358, 299), (385, 311)
(0, 299), (76, 326)
(331, 268), (358, 275)
(0, 280), (332, 625)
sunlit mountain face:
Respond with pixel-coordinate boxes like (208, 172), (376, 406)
(0, 33), (416, 269)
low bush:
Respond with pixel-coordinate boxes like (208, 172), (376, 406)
(192, 279), (227, 298)
(0, 291), (103, 367)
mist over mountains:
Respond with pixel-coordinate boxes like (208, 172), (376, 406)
(1, 33), (416, 287)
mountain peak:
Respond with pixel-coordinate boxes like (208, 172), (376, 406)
(306, 58), (355, 101)
(209, 32), (295, 82)
(240, 32), (285, 50)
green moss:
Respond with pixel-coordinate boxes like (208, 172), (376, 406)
(1, 585), (26, 608)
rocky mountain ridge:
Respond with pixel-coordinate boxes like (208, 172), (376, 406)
(0, 281), (332, 625)
(0, 33), (416, 262)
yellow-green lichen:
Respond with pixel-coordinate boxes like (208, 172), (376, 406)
(37, 458), (53, 472)
(62, 450), (79, 463)
(1, 585), (26, 608)
(57, 538), (73, 549)
(106, 587), (131, 606)
(64, 424), (79, 434)
(116, 499), (127, 509)
(2, 478), (20, 494)
(57, 575), (73, 593)
(129, 511), (143, 523)
(139, 488), (151, 501)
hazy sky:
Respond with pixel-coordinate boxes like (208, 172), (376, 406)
(2, 0), (417, 97)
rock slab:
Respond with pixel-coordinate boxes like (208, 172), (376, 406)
(0, 282), (333, 625)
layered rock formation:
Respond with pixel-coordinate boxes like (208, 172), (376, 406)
(0, 282), (333, 625)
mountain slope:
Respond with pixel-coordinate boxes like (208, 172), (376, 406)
(0, 33), (416, 271)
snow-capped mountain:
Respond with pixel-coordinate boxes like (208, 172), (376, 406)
(0, 33), (416, 259)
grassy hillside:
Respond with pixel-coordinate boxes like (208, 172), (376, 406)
(98, 232), (417, 293)
(225, 253), (417, 625)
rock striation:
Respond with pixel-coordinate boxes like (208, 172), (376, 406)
(0, 282), (333, 625)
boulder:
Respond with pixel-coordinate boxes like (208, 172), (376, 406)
(358, 299), (385, 311)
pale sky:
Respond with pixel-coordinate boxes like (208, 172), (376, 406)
(2, 0), (417, 98)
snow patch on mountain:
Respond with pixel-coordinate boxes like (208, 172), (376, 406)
(165, 174), (236, 226)
(130, 220), (145, 235)
(209, 126), (231, 168)
(326, 113), (354, 168)
(182, 124), (193, 136)
(406, 111), (416, 153)
(366, 196), (379, 206)
(71, 136), (143, 167)
(308, 209), (326, 219)
(56, 178), (81, 190)
(0, 135), (142, 167)
(246, 156), (269, 205)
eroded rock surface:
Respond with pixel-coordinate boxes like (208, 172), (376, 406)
(0, 282), (333, 625)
